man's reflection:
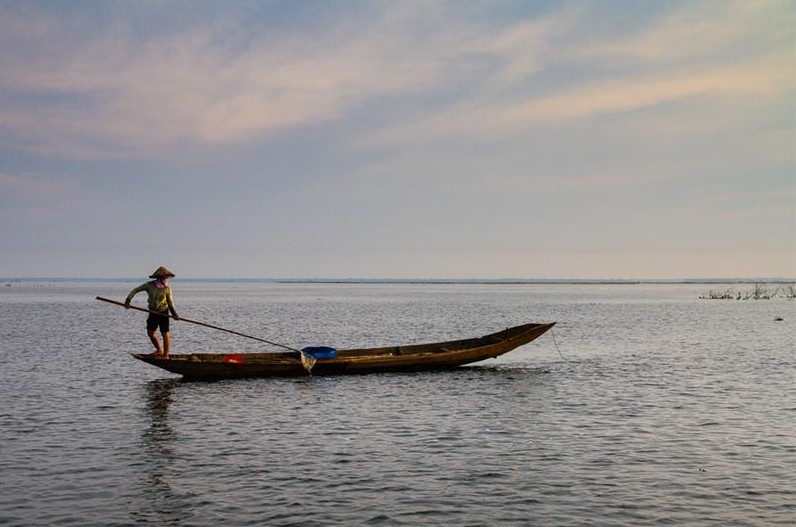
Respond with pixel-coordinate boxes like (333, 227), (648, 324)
(144, 378), (177, 451)
(131, 378), (185, 524)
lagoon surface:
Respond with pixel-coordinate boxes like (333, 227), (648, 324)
(1, 281), (793, 526)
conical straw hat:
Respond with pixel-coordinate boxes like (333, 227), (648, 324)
(149, 266), (176, 278)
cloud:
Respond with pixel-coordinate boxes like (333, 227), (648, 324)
(0, 3), (476, 157)
(372, 54), (791, 147)
(511, 54), (788, 121)
(0, 171), (66, 198)
(0, 1), (792, 161)
(0, 2), (578, 158)
(574, 0), (793, 63)
(467, 14), (577, 94)
(371, 0), (794, 145)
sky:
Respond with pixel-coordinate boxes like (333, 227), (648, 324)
(0, 0), (794, 279)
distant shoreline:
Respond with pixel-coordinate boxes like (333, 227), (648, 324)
(2, 277), (794, 285)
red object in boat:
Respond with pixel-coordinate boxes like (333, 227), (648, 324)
(223, 354), (245, 364)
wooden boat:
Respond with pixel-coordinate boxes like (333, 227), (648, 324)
(133, 321), (555, 380)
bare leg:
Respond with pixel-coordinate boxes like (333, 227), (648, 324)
(147, 329), (163, 356)
(162, 331), (171, 358)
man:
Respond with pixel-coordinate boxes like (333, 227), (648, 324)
(125, 266), (180, 358)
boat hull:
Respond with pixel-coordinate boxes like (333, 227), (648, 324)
(133, 321), (555, 380)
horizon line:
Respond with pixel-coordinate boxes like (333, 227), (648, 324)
(2, 276), (794, 284)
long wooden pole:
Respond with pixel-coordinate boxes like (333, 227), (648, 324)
(96, 296), (305, 354)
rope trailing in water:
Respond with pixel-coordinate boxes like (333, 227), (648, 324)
(551, 327), (570, 363)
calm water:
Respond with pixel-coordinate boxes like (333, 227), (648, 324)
(0, 281), (793, 526)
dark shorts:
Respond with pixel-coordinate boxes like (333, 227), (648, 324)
(146, 313), (170, 333)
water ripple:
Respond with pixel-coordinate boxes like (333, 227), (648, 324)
(1, 282), (793, 526)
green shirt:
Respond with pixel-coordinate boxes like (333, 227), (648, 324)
(126, 281), (177, 315)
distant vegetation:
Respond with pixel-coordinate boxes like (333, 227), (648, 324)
(699, 283), (796, 300)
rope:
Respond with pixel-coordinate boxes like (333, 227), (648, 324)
(551, 327), (570, 363)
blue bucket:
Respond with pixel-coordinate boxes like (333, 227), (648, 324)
(302, 346), (337, 359)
